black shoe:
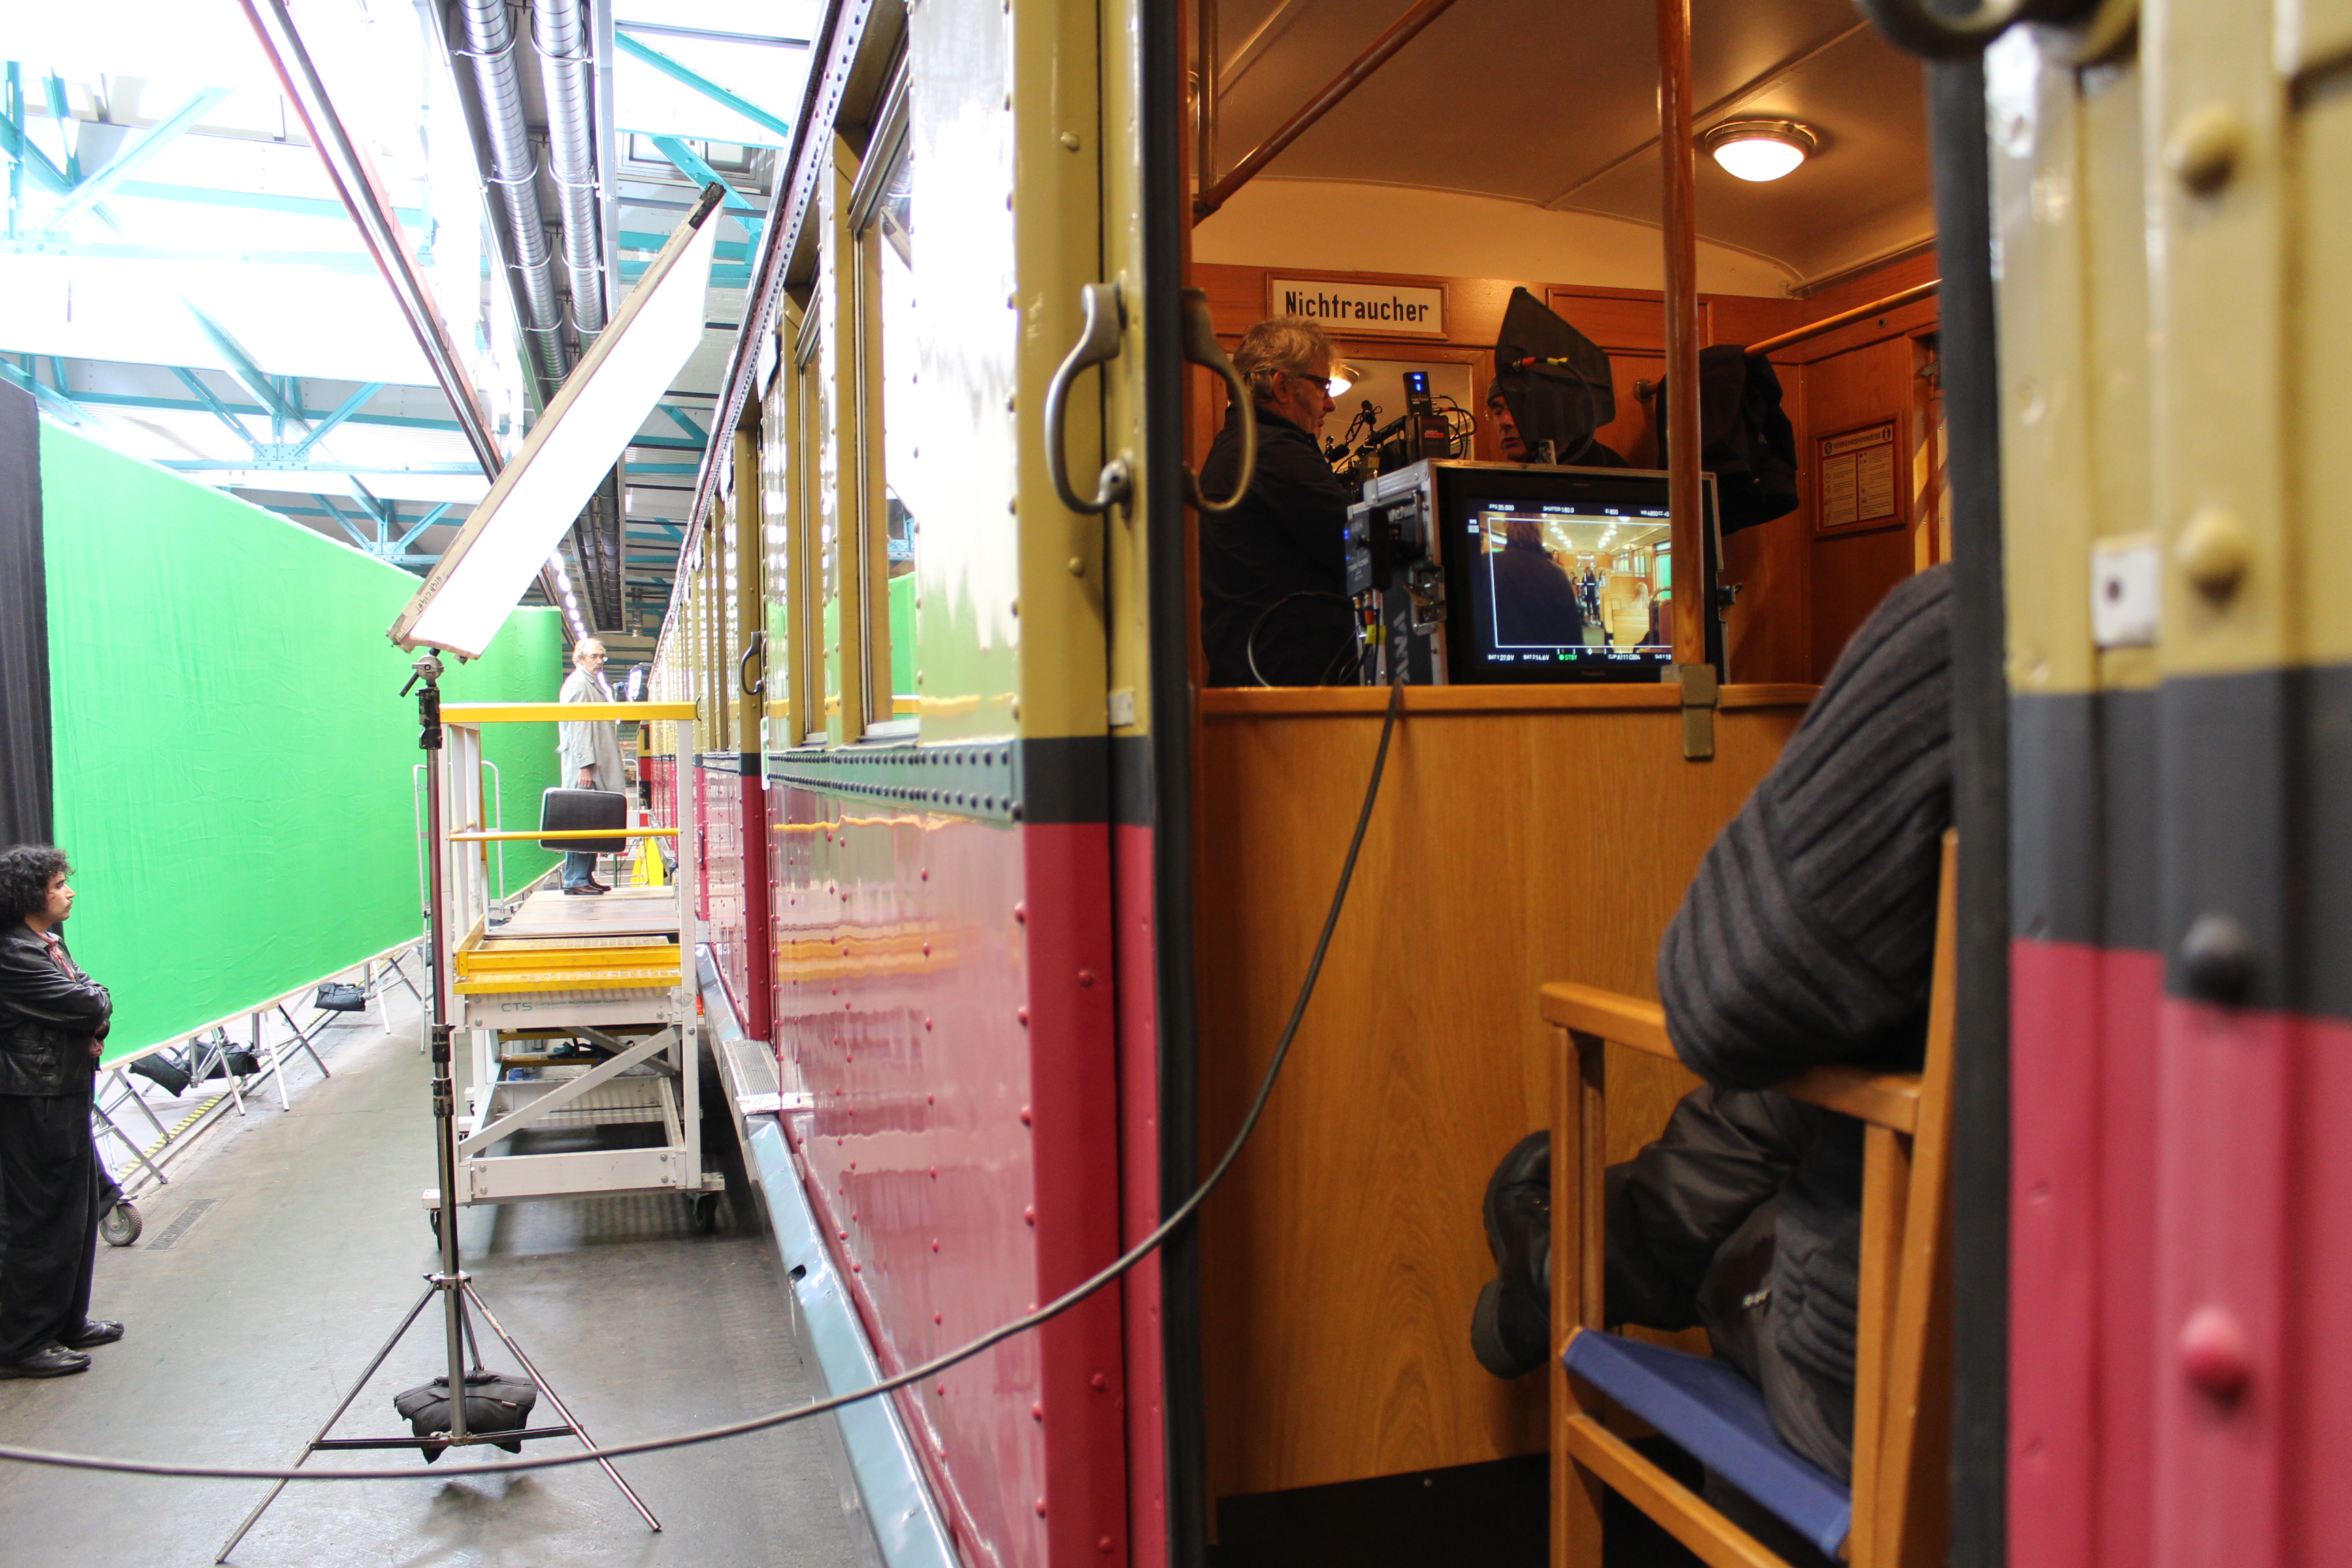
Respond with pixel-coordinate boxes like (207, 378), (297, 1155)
(62, 1320), (123, 1349)
(561, 884), (607, 896)
(585, 879), (611, 892)
(1471, 1130), (1553, 1379)
(0, 1343), (91, 1378)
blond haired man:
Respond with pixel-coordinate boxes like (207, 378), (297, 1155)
(1196, 316), (1357, 686)
(557, 638), (625, 895)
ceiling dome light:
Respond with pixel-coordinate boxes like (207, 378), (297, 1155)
(1704, 120), (1818, 182)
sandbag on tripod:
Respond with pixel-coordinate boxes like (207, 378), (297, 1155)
(392, 1371), (540, 1459)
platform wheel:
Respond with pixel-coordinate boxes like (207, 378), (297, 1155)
(99, 1201), (142, 1247)
(693, 1191), (725, 1235)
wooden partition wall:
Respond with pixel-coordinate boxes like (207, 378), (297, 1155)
(1194, 685), (1814, 1512)
(1190, 250), (1940, 683)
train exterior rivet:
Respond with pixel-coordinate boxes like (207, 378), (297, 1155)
(1061, 131), (1081, 151)
(1034, 1499), (1047, 1517)
(1017, 1007), (1030, 1026)
(1098, 1539), (1113, 1554)
(1090, 1373), (1108, 1391)
(2179, 913), (2257, 1004)
(2177, 506), (2249, 602)
(1032, 1401), (1045, 1420)
(1025, 1206), (1036, 1225)
(1068, 556), (1085, 576)
(2179, 1306), (2253, 1401)
(1014, 902), (1027, 923)
(1077, 968), (1094, 987)
(2165, 103), (2245, 196)
(1019, 1105), (1032, 1125)
(928, 1166), (937, 1179)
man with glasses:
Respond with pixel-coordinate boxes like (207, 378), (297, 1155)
(557, 638), (625, 895)
(1197, 316), (1359, 686)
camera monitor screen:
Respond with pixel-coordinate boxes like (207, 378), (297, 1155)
(1458, 496), (1677, 676)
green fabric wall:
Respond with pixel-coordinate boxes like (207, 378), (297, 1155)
(37, 423), (568, 1062)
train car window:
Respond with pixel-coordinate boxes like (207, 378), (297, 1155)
(761, 323), (797, 752)
(794, 306), (830, 745)
(807, 289), (843, 741)
(849, 101), (915, 740)
(866, 140), (918, 735)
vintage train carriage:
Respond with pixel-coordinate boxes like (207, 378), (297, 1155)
(639, 0), (2352, 1565)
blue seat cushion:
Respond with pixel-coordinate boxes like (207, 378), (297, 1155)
(1563, 1329), (1850, 1560)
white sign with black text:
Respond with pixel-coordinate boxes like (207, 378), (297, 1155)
(1269, 278), (1447, 338)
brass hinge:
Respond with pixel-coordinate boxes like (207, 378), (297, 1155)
(1672, 663), (1718, 761)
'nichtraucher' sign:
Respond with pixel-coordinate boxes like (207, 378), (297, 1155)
(1268, 278), (1447, 338)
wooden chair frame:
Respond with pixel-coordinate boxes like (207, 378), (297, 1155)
(1545, 831), (1957, 1568)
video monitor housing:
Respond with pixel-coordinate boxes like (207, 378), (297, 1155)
(1352, 461), (1723, 685)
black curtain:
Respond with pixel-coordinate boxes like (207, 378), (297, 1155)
(0, 384), (54, 848)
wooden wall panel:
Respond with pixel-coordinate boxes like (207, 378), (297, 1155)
(1193, 691), (1811, 1505)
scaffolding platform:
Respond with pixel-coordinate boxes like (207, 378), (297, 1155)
(424, 704), (719, 1224)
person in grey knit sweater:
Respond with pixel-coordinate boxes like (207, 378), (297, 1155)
(1474, 564), (1952, 1490)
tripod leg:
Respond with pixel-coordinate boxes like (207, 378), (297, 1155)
(461, 1284), (661, 1531)
(215, 1284), (439, 1563)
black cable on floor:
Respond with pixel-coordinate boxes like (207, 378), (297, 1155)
(0, 676), (1410, 1483)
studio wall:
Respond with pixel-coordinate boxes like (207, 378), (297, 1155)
(36, 423), (566, 1060)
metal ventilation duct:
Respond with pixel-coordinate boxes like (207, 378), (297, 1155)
(535, 0), (606, 340)
(457, 0), (566, 383)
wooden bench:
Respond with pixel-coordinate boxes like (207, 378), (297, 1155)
(1543, 830), (1957, 1567)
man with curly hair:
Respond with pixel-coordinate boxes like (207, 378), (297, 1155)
(0, 845), (123, 1379)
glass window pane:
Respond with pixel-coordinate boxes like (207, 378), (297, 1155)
(875, 144), (918, 723)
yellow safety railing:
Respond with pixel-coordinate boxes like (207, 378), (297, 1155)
(439, 702), (698, 723)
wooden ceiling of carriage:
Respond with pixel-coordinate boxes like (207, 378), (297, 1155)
(1202, 0), (1934, 287)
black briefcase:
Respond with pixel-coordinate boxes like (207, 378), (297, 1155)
(540, 787), (627, 855)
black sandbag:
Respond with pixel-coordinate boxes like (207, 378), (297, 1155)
(314, 982), (368, 1013)
(392, 1371), (540, 1460)
(128, 1050), (191, 1097)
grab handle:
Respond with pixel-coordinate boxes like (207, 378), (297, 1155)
(738, 632), (765, 696)
(1043, 281), (1134, 514)
(1181, 287), (1255, 514)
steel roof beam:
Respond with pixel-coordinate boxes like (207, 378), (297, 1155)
(644, 135), (756, 213)
(0, 357), (91, 426)
(43, 87), (231, 232)
(289, 380), (386, 459)
(614, 34), (797, 145)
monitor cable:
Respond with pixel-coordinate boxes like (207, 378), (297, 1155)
(0, 677), (1410, 1484)
(1246, 589), (1360, 688)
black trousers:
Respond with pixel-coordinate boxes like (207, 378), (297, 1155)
(0, 1092), (99, 1361)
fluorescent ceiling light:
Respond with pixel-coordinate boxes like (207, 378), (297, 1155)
(1704, 120), (1818, 183)
(391, 188), (725, 656)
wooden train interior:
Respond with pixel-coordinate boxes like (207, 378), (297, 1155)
(1175, 2), (1948, 1562)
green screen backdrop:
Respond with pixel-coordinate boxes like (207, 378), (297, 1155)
(39, 423), (570, 1062)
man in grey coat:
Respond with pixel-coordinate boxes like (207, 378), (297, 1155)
(557, 638), (626, 896)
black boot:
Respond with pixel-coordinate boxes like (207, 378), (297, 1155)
(1471, 1130), (1552, 1379)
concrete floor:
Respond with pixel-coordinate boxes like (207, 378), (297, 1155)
(0, 988), (862, 1568)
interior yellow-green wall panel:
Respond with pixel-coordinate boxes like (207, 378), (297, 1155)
(37, 424), (566, 1061)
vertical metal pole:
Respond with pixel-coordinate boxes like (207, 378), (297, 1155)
(1931, 53), (2008, 1568)
(1196, 0), (1218, 194)
(1656, 0), (1703, 671)
(416, 661), (470, 1444)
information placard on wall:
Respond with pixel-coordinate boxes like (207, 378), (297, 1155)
(1267, 276), (1448, 338)
(1816, 420), (1903, 533)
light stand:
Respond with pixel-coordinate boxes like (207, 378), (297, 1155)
(216, 655), (658, 1562)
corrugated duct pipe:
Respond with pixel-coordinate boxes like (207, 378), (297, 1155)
(534, 0), (606, 339)
(458, 0), (566, 382)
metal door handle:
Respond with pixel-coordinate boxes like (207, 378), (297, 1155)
(1044, 281), (1134, 514)
(1181, 287), (1255, 514)
(738, 632), (765, 696)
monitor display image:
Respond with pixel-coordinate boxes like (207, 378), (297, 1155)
(1460, 497), (1676, 674)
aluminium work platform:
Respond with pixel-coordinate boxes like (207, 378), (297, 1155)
(425, 701), (720, 1225)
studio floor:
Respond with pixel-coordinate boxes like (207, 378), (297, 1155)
(0, 981), (862, 1568)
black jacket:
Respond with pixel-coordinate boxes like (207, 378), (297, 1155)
(1198, 404), (1356, 686)
(1488, 545), (1589, 648)
(0, 921), (110, 1096)
(1647, 564), (1951, 1405)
